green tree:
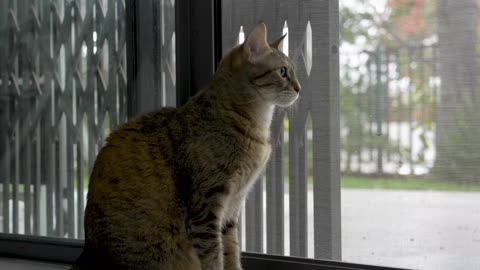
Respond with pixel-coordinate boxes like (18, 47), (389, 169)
(339, 0), (435, 173)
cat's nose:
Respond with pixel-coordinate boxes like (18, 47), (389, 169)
(293, 80), (301, 93)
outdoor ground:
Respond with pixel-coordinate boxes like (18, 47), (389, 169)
(339, 189), (480, 270)
(251, 178), (480, 270)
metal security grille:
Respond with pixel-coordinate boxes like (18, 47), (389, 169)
(0, 0), (128, 239)
(222, 0), (341, 260)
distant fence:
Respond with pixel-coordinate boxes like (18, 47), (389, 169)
(340, 44), (439, 177)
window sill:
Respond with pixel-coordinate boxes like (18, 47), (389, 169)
(0, 233), (408, 270)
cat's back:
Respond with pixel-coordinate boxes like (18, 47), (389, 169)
(79, 107), (195, 269)
(88, 107), (179, 194)
(86, 107), (187, 221)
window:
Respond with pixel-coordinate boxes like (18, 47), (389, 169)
(340, 1), (480, 269)
(0, 0), (175, 239)
(2, 1), (478, 270)
(221, 0), (341, 260)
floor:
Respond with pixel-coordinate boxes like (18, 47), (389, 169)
(0, 257), (68, 270)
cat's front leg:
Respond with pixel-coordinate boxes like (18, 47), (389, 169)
(192, 230), (223, 270)
(189, 202), (224, 270)
(222, 220), (242, 270)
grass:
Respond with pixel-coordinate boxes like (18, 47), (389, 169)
(340, 176), (480, 192)
(5, 176), (480, 195)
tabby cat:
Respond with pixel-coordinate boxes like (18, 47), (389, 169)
(72, 22), (301, 270)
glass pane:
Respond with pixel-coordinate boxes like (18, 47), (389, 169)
(0, 0), (175, 239)
(222, 0), (341, 260)
(340, 0), (480, 269)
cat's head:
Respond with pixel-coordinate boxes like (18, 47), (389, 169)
(219, 23), (301, 107)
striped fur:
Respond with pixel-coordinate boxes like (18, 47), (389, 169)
(71, 23), (300, 270)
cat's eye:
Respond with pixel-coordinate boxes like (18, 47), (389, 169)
(279, 66), (288, 78)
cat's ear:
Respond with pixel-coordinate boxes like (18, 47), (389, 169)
(269, 33), (287, 49)
(243, 22), (270, 61)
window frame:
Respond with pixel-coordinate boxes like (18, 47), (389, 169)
(0, 0), (403, 269)
(127, 0), (221, 113)
(0, 233), (408, 270)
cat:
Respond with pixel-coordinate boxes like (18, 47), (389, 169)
(71, 22), (301, 270)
